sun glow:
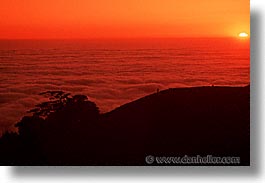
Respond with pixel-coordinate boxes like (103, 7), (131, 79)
(238, 32), (249, 38)
(0, 0), (250, 39)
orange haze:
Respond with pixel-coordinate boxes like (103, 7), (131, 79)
(0, 0), (249, 39)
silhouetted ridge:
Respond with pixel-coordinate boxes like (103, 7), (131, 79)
(0, 85), (250, 165)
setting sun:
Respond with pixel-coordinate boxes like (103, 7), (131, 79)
(238, 32), (249, 38)
(0, 0), (250, 166)
(0, 0), (250, 39)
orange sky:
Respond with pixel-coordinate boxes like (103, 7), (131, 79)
(0, 0), (249, 39)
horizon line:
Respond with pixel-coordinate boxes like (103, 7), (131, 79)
(0, 36), (244, 41)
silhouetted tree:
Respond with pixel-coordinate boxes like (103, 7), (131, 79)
(0, 90), (101, 165)
(0, 86), (250, 165)
(15, 116), (44, 140)
(28, 91), (71, 118)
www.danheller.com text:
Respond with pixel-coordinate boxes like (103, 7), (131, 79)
(145, 155), (240, 165)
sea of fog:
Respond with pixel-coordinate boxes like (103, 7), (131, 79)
(0, 38), (249, 131)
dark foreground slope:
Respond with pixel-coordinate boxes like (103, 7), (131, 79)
(102, 85), (250, 165)
(0, 86), (250, 165)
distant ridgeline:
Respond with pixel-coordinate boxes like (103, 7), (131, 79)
(0, 86), (250, 166)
